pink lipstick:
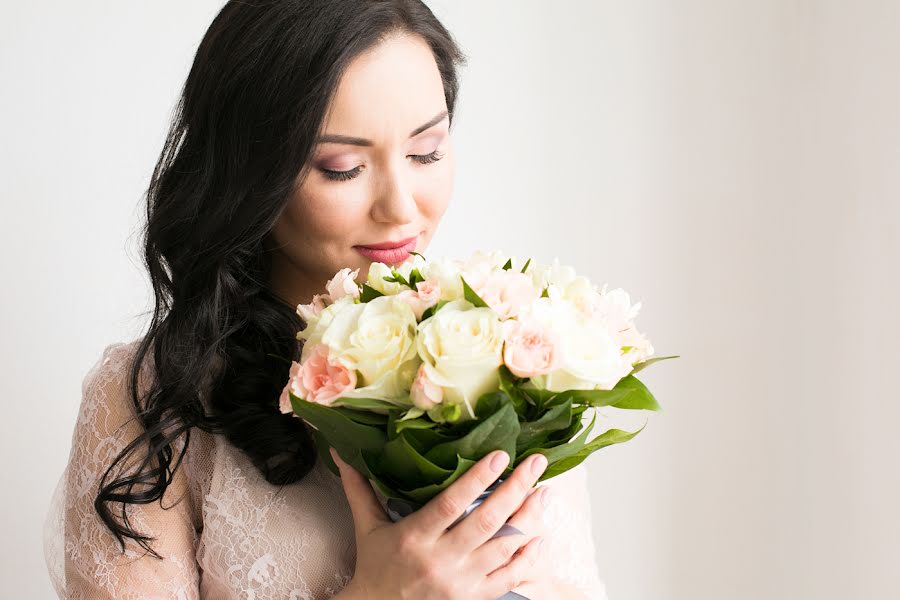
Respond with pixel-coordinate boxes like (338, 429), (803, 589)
(353, 235), (418, 264)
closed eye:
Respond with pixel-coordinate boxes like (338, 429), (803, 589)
(320, 150), (446, 182)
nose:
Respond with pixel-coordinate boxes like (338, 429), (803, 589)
(370, 159), (417, 225)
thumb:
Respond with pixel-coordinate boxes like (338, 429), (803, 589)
(330, 447), (390, 536)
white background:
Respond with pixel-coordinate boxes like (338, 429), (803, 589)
(2, 1), (898, 598)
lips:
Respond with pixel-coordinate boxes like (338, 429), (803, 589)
(356, 235), (419, 250)
(353, 235), (419, 265)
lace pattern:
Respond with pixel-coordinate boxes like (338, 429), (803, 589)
(43, 340), (608, 599)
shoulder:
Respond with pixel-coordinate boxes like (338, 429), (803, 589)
(82, 338), (153, 393)
(75, 338), (156, 431)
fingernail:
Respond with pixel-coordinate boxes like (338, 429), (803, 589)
(490, 450), (509, 473)
(540, 486), (553, 507)
(329, 447), (342, 467)
(531, 454), (548, 476)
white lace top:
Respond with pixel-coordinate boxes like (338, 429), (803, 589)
(43, 340), (609, 599)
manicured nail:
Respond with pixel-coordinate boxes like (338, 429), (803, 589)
(531, 454), (548, 476)
(490, 450), (509, 473)
(540, 486), (553, 507)
(329, 447), (342, 467)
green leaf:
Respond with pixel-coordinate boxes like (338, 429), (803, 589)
(424, 401), (520, 469)
(521, 386), (558, 410)
(389, 268), (410, 287)
(515, 411), (597, 474)
(628, 355), (680, 375)
(460, 276), (489, 308)
(403, 426), (457, 454)
(312, 426), (340, 478)
(497, 366), (531, 412)
(291, 393), (387, 456)
(520, 258), (532, 273)
(502, 258), (513, 270)
(516, 399), (573, 451)
(540, 423), (645, 480)
(420, 299), (449, 321)
(398, 407), (425, 421)
(408, 268), (426, 288)
(553, 375), (662, 411)
(334, 396), (404, 412)
(360, 284), (384, 302)
(378, 432), (454, 487)
(395, 417), (438, 434)
(332, 407), (390, 426)
(398, 454), (478, 504)
(547, 405), (588, 443)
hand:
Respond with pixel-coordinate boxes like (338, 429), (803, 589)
(331, 446), (550, 600)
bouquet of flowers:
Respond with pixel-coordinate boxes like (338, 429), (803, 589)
(278, 249), (675, 513)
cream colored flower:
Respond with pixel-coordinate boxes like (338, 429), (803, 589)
(416, 299), (504, 419)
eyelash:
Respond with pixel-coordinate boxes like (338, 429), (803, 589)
(320, 150), (446, 182)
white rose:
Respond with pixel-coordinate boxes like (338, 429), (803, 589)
(416, 299), (504, 420)
(366, 262), (404, 295)
(421, 256), (465, 301)
(458, 249), (510, 290)
(524, 296), (632, 391)
(365, 255), (427, 296)
(297, 295), (354, 343)
(314, 295), (420, 402)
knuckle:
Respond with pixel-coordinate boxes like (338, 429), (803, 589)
(419, 559), (440, 582)
(435, 494), (461, 521)
(501, 538), (521, 558)
(476, 509), (501, 536)
(419, 560), (453, 595)
(504, 567), (525, 591)
(511, 473), (532, 496)
(475, 465), (499, 490)
(396, 530), (420, 556)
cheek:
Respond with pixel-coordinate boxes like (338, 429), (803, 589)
(417, 153), (455, 220)
(278, 185), (366, 244)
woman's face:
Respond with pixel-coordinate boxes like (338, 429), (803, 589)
(268, 33), (456, 307)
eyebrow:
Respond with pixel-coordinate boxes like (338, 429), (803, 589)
(316, 109), (449, 146)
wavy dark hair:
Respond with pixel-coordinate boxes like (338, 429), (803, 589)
(95, 0), (467, 559)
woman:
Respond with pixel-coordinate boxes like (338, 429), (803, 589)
(42, 1), (608, 598)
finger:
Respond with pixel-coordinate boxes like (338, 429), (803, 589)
(405, 449), (510, 538)
(331, 447), (390, 536)
(444, 452), (547, 553)
(504, 482), (551, 542)
(466, 529), (530, 577)
(482, 534), (544, 598)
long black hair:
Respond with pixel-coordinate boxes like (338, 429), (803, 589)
(96, 0), (467, 559)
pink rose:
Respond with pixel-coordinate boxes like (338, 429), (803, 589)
(501, 317), (563, 378)
(475, 271), (540, 320)
(287, 344), (357, 406)
(410, 363), (443, 410)
(296, 293), (330, 323)
(325, 268), (361, 301)
(397, 278), (442, 320)
(279, 361), (303, 414)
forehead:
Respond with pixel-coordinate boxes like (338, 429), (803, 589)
(321, 33), (447, 141)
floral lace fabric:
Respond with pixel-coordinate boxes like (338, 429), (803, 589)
(43, 340), (609, 599)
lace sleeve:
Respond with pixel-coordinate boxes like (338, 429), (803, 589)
(43, 342), (201, 599)
(537, 463), (609, 600)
